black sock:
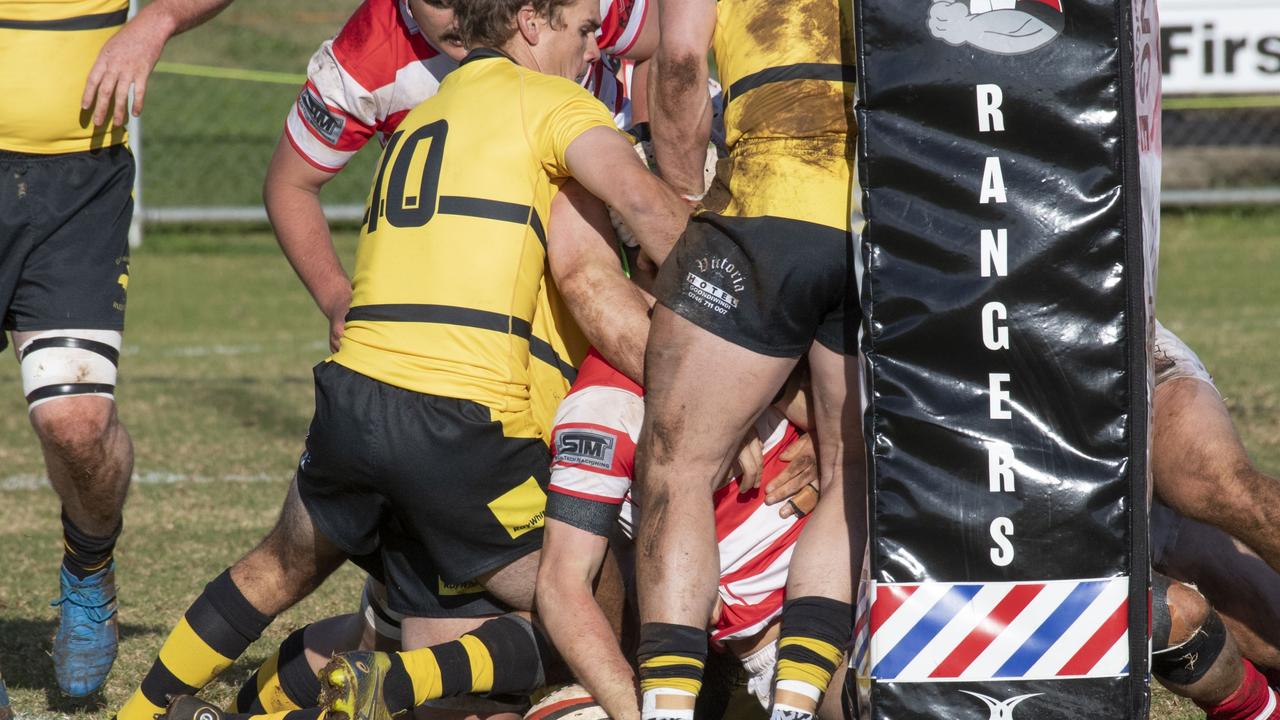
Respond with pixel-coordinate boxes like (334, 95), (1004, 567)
(637, 622), (708, 720)
(61, 509), (121, 579)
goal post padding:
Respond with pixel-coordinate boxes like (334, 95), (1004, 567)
(849, 0), (1161, 717)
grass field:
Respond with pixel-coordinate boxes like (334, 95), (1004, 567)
(0, 208), (1276, 719)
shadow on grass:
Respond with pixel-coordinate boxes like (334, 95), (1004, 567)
(0, 617), (162, 713)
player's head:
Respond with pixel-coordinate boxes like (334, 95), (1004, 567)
(457, 0), (602, 81)
(410, 0), (467, 62)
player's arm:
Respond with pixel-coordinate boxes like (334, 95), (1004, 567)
(263, 136), (350, 352)
(548, 181), (652, 383)
(83, 0), (235, 126)
(536, 518), (639, 718)
(763, 364), (821, 514)
(565, 127), (688, 266)
(647, 0), (715, 197)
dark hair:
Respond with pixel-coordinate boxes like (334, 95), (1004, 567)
(455, 0), (576, 50)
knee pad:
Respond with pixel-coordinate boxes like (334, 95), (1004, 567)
(19, 330), (121, 410)
(359, 577), (403, 643)
(1152, 576), (1228, 681)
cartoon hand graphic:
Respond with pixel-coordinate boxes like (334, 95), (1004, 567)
(929, 1), (976, 46)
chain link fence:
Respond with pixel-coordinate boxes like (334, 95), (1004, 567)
(1162, 100), (1280, 205)
(130, 1), (1280, 237)
(133, 0), (375, 232)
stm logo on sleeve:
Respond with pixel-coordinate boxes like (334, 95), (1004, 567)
(555, 429), (618, 470)
(298, 87), (346, 145)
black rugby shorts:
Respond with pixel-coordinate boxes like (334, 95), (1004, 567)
(653, 211), (858, 357)
(0, 147), (133, 351)
(297, 361), (549, 617)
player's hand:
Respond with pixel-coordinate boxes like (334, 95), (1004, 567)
(730, 431), (764, 493)
(322, 293), (350, 353)
(928, 0), (973, 46)
(82, 8), (176, 127)
(764, 434), (819, 513)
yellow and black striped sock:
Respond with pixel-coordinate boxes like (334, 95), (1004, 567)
(234, 624), (320, 713)
(771, 597), (852, 720)
(60, 509), (120, 579)
(637, 622), (707, 720)
(382, 614), (555, 713)
(117, 569), (273, 720)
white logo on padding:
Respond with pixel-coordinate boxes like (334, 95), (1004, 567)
(960, 691), (1042, 720)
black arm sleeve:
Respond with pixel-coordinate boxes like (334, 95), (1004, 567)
(545, 491), (622, 537)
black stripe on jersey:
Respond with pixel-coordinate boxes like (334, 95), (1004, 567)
(529, 209), (547, 249)
(436, 196), (546, 249)
(25, 383), (115, 404)
(438, 196), (531, 225)
(530, 336), (576, 384)
(346, 304), (534, 339)
(0, 10), (127, 30)
(726, 63), (857, 104)
(20, 336), (120, 365)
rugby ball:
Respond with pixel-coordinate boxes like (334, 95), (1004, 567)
(524, 683), (611, 719)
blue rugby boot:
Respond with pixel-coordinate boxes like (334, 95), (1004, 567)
(51, 562), (119, 697)
(0, 668), (14, 720)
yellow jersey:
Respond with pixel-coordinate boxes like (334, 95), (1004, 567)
(705, 0), (857, 231)
(0, 0), (128, 153)
(529, 273), (589, 444)
(333, 48), (618, 420)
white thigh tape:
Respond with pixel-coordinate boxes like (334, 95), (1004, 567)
(359, 577), (403, 642)
(19, 330), (121, 409)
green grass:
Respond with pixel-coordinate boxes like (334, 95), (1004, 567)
(1, 209), (1278, 718)
(0, 230), (363, 718)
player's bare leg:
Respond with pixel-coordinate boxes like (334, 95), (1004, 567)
(118, 480), (348, 720)
(1153, 377), (1280, 574)
(13, 329), (134, 697)
(1154, 575), (1280, 719)
(767, 342), (864, 720)
(633, 307), (796, 719)
(1154, 503), (1280, 672)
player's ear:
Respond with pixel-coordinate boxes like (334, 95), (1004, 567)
(516, 3), (541, 46)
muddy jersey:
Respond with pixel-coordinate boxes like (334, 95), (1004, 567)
(705, 0), (856, 231)
(1153, 321), (1214, 389)
(547, 351), (809, 642)
(0, 0), (129, 153)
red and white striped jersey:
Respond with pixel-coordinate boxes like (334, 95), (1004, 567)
(548, 350), (809, 643)
(585, 0), (647, 121)
(285, 0), (457, 172)
(598, 0), (648, 58)
(285, 0), (648, 173)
